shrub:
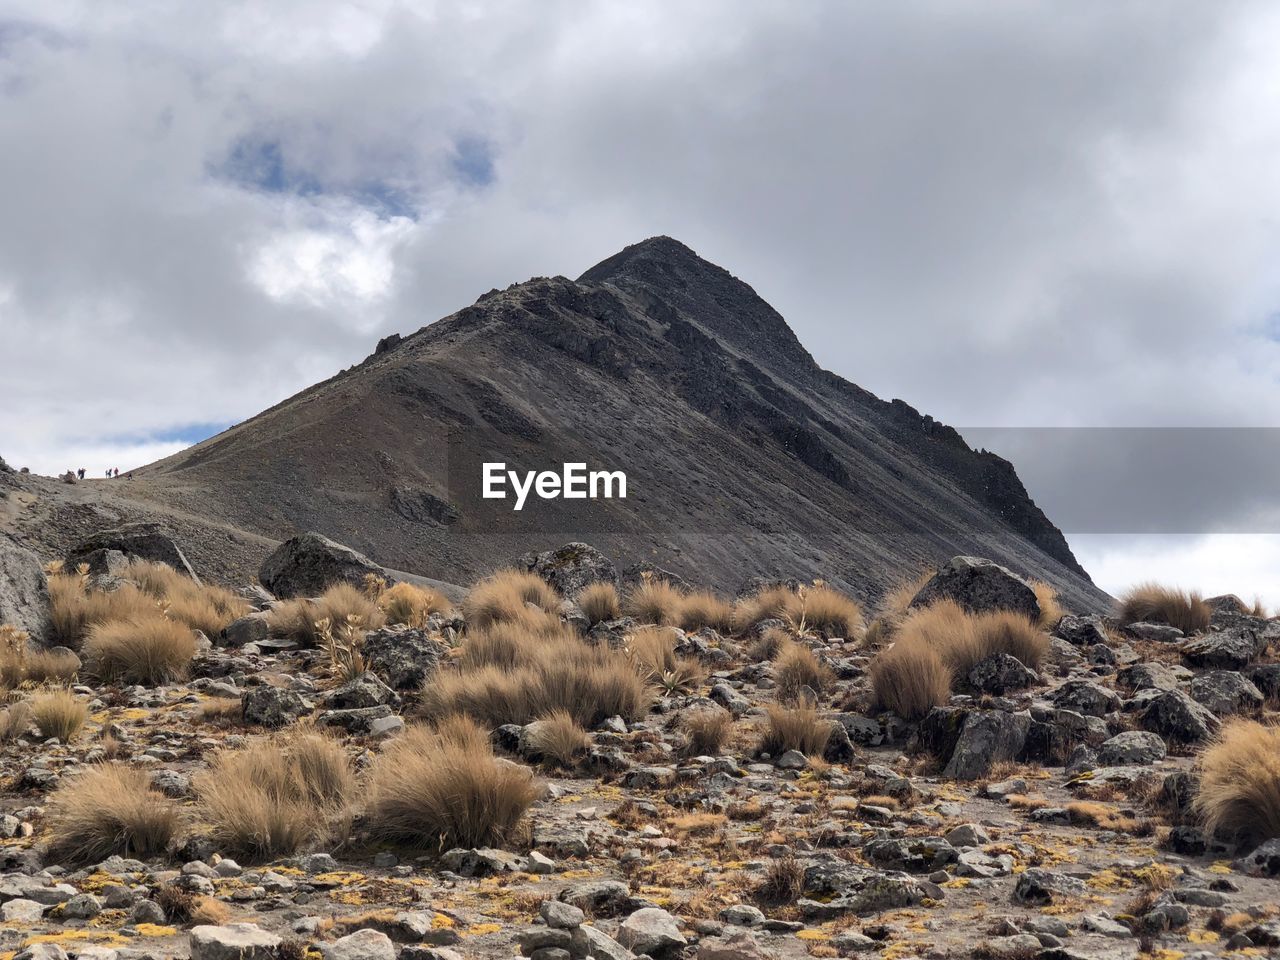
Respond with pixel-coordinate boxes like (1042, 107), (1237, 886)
(0, 700), (32, 741)
(683, 708), (732, 756)
(84, 615), (196, 685)
(195, 732), (354, 861)
(463, 570), (560, 629)
(1030, 580), (1064, 630)
(367, 719), (538, 850)
(678, 590), (735, 633)
(421, 640), (651, 728)
(1194, 719), (1280, 847)
(773, 642), (834, 703)
(31, 688), (88, 740)
(268, 583), (385, 646)
(1118, 583), (1211, 635)
(625, 579), (685, 626)
(46, 763), (182, 863)
(523, 709), (590, 768)
(378, 582), (452, 626)
(734, 585), (796, 632)
(759, 703), (832, 757)
(868, 639), (951, 720)
(793, 584), (865, 639)
(578, 582), (621, 625)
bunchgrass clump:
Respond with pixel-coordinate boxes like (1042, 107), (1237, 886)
(627, 626), (704, 694)
(1118, 582), (1211, 635)
(625, 578), (685, 626)
(1194, 719), (1280, 848)
(378, 581), (452, 626)
(463, 570), (561, 629)
(792, 584), (865, 639)
(46, 763), (182, 863)
(83, 615), (197, 685)
(868, 638), (951, 720)
(522, 709), (591, 768)
(759, 702), (832, 758)
(578, 582), (621, 625)
(773, 642), (834, 703)
(31, 688), (88, 741)
(0, 701), (32, 741)
(1030, 580), (1064, 630)
(734, 585), (797, 632)
(195, 731), (354, 860)
(678, 590), (735, 633)
(268, 583), (385, 646)
(367, 716), (538, 850)
(682, 708), (732, 756)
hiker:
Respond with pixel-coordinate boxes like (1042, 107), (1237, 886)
(76, 467), (84, 479)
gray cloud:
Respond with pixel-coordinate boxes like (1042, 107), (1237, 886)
(3, 1), (1280, 597)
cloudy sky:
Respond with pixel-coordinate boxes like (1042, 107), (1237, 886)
(3, 1), (1280, 602)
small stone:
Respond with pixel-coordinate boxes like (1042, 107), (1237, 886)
(62, 893), (101, 919)
(719, 904), (766, 927)
(132, 899), (166, 925)
(541, 899), (585, 930)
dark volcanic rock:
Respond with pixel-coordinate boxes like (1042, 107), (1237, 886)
(259, 532), (384, 599)
(1181, 628), (1265, 670)
(241, 686), (312, 728)
(967, 653), (1038, 694)
(517, 542), (617, 598)
(909, 556), (1040, 619)
(1051, 679), (1121, 718)
(362, 626), (445, 689)
(1053, 614), (1110, 647)
(67, 522), (199, 581)
(0, 536), (52, 644)
(1189, 670), (1264, 715)
(1140, 689), (1219, 742)
(921, 708), (1031, 780)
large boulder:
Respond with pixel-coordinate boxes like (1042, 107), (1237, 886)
(1181, 628), (1266, 670)
(943, 710), (1031, 780)
(1051, 679), (1121, 718)
(66, 522), (198, 581)
(909, 556), (1040, 619)
(800, 861), (925, 915)
(189, 924), (281, 960)
(1097, 730), (1167, 766)
(362, 626), (445, 690)
(516, 543), (617, 598)
(259, 533), (383, 598)
(618, 907), (686, 956)
(1140, 689), (1219, 743)
(967, 653), (1038, 694)
(0, 537), (52, 644)
(1053, 614), (1109, 646)
(1189, 671), (1264, 716)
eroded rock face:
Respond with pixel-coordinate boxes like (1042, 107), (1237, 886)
(0, 536), (52, 644)
(909, 556), (1040, 620)
(258, 532), (383, 599)
(67, 522), (199, 582)
(516, 542), (617, 598)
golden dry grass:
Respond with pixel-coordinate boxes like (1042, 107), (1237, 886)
(1030, 580), (1064, 629)
(625, 579), (685, 626)
(868, 637), (951, 720)
(578, 582), (621, 624)
(46, 763), (182, 863)
(794, 584), (865, 639)
(759, 702), (832, 757)
(1118, 582), (1211, 634)
(458, 620), (576, 671)
(367, 717), (538, 850)
(123, 559), (249, 636)
(1194, 719), (1280, 847)
(733, 585), (797, 632)
(747, 627), (789, 663)
(627, 625), (704, 693)
(757, 855), (805, 906)
(462, 570), (561, 629)
(378, 581), (452, 626)
(523, 709), (590, 768)
(83, 615), (197, 685)
(268, 583), (386, 646)
(0, 700), (31, 741)
(683, 708), (732, 756)
(195, 731), (354, 861)
(678, 590), (735, 633)
(48, 573), (162, 647)
(31, 688), (88, 740)
(773, 642), (834, 703)
(422, 637), (651, 727)
(970, 609), (1049, 670)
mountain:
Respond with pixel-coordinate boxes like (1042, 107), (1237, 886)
(8, 237), (1110, 611)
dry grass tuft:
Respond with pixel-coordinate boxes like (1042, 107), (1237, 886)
(463, 570), (560, 629)
(268, 583), (385, 646)
(733, 585), (797, 632)
(773, 642), (834, 703)
(1194, 719), (1280, 847)
(31, 688), (88, 741)
(747, 627), (790, 663)
(367, 718), (538, 850)
(682, 708), (732, 756)
(123, 559), (249, 636)
(458, 620), (576, 672)
(627, 626), (704, 694)
(757, 855), (805, 906)
(578, 582), (621, 625)
(759, 702), (832, 757)
(523, 709), (590, 768)
(0, 700), (32, 741)
(678, 590), (735, 633)
(868, 638), (951, 721)
(46, 763), (182, 863)
(1118, 582), (1211, 635)
(1030, 580), (1064, 629)
(84, 615), (196, 685)
(195, 731), (354, 860)
(793, 584), (865, 639)
(48, 572), (163, 647)
(378, 581), (452, 626)
(970, 610), (1049, 671)
(153, 884), (231, 926)
(626, 578), (685, 626)
(0, 625), (80, 688)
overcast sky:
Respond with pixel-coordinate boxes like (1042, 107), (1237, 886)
(3, 1), (1280, 603)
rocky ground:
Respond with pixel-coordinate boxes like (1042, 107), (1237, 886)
(0, 529), (1277, 960)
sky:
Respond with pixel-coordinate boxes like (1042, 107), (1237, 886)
(2, 1), (1280, 603)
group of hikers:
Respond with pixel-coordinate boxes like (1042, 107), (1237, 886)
(70, 467), (127, 479)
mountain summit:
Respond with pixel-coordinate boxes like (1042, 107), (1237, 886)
(39, 238), (1106, 609)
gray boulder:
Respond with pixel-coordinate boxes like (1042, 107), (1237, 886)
(324, 672), (401, 710)
(910, 556), (1039, 619)
(516, 542), (617, 598)
(68, 522), (198, 581)
(943, 710), (1030, 779)
(323, 929), (396, 960)
(1237, 838), (1280, 877)
(189, 924), (281, 960)
(618, 907), (686, 956)
(1125, 622), (1184, 642)
(863, 836), (957, 873)
(241, 686), (312, 728)
(1097, 731), (1166, 766)
(967, 652), (1038, 694)
(1013, 868), (1087, 904)
(1181, 628), (1265, 670)
(800, 861), (925, 915)
(259, 532), (383, 599)
(0, 536), (52, 644)
(1054, 614), (1109, 647)
(1051, 679), (1121, 717)
(1140, 689), (1219, 742)
(362, 626), (444, 690)
(1190, 670), (1264, 716)
(1118, 661), (1190, 691)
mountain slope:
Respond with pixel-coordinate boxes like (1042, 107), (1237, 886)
(105, 237), (1105, 610)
